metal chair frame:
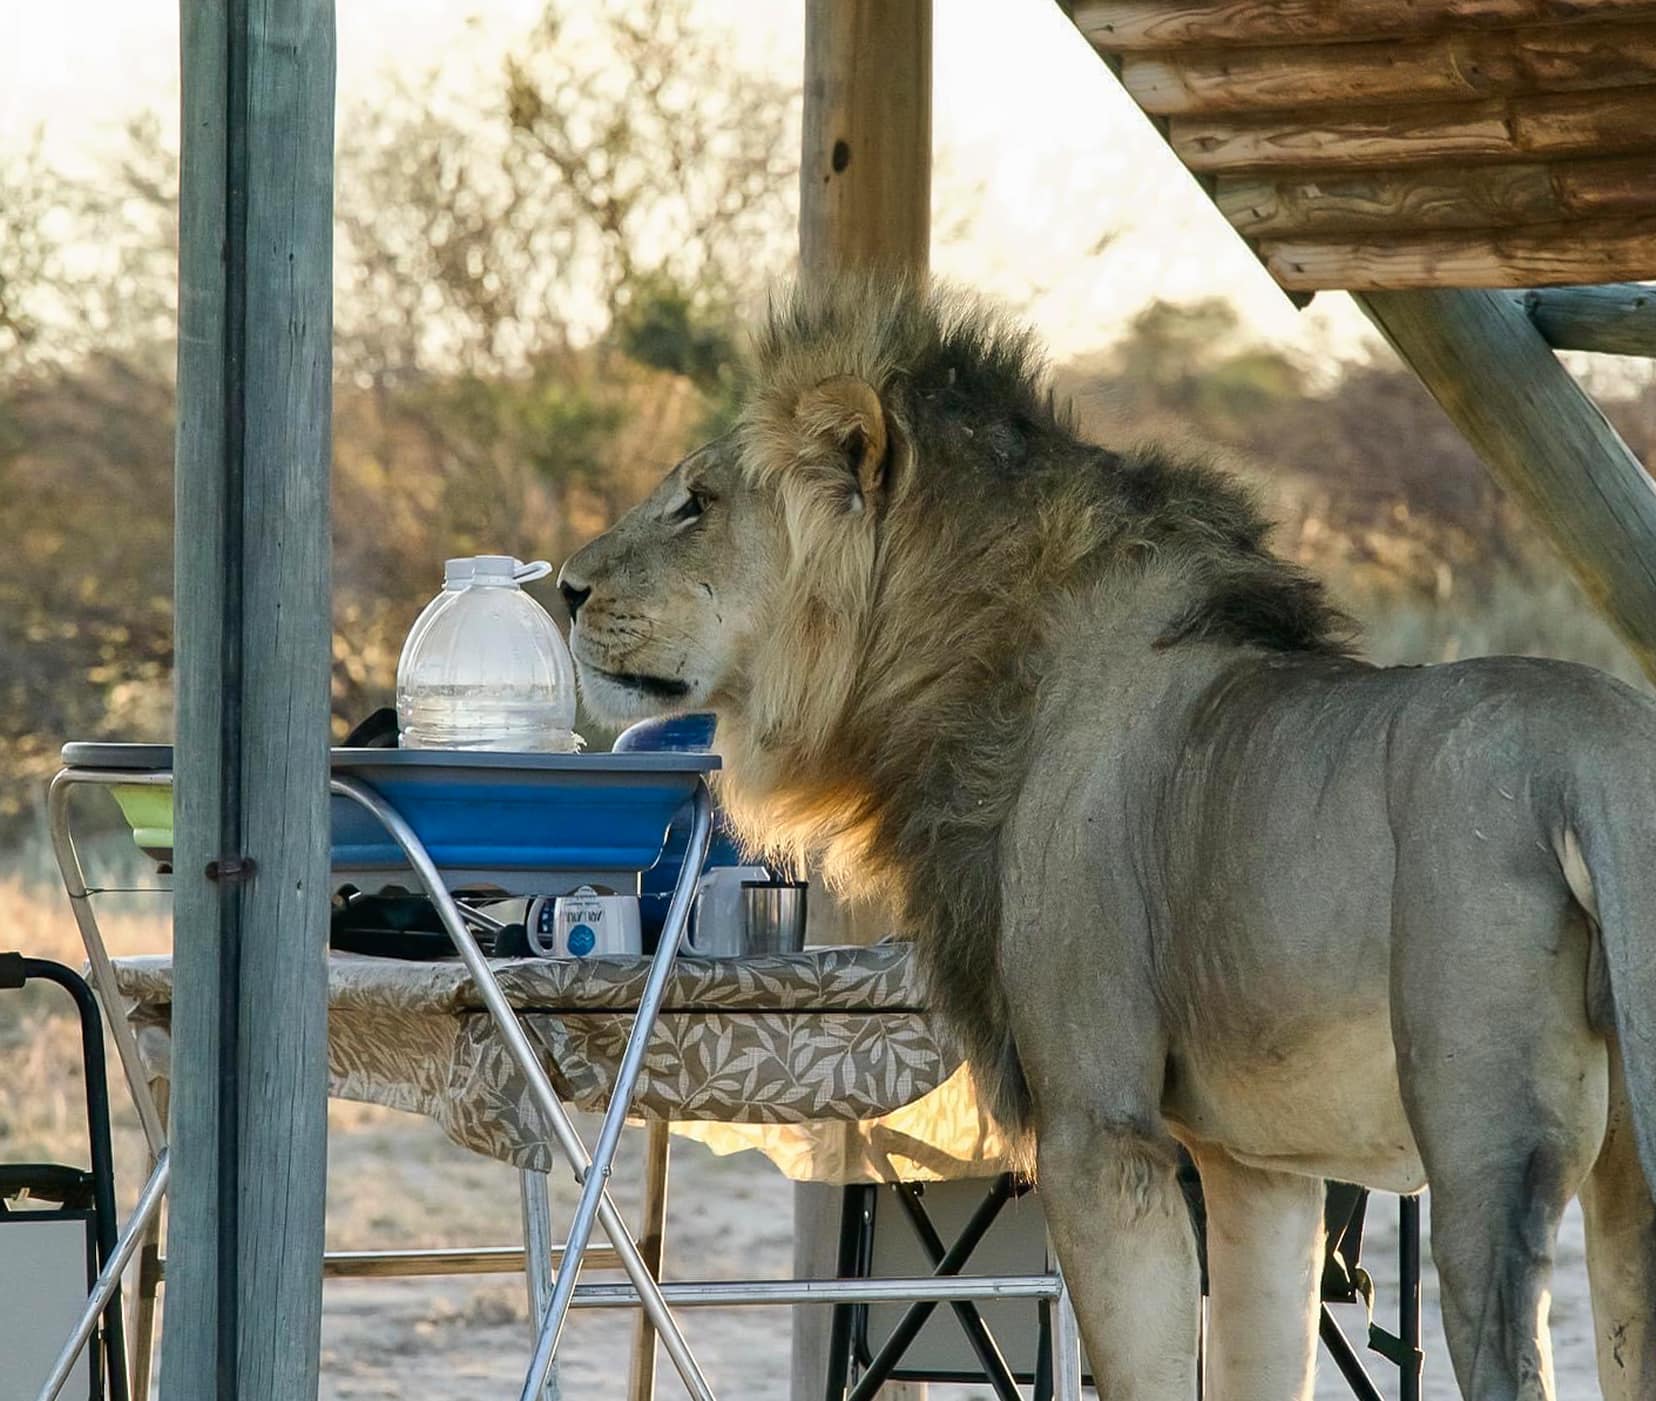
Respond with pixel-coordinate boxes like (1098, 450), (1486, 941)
(0, 954), (130, 1401)
(827, 1174), (1424, 1401)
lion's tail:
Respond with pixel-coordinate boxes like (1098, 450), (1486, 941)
(1578, 804), (1656, 1196)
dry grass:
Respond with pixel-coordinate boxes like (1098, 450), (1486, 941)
(0, 871), (169, 1183)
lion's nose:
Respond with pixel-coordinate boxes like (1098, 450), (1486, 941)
(559, 580), (591, 624)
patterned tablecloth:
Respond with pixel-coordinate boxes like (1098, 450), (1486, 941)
(111, 945), (1016, 1183)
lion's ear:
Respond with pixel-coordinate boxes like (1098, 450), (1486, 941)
(796, 375), (888, 509)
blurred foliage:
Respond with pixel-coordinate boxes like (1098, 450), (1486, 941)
(1061, 296), (1655, 688)
(2, 0), (1653, 840)
(0, 0), (795, 832)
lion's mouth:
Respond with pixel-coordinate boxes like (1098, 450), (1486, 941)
(588, 666), (692, 702)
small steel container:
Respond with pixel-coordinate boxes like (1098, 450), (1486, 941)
(738, 879), (808, 955)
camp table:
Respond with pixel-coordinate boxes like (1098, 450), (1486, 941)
(42, 743), (1082, 1401)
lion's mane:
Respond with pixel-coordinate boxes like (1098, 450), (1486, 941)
(712, 276), (1354, 1137)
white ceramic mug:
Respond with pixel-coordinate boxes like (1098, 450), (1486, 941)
(687, 865), (770, 954)
(530, 886), (641, 958)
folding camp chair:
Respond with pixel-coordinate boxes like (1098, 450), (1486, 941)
(0, 955), (129, 1401)
(826, 1169), (1422, 1400)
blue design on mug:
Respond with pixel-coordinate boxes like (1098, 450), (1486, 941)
(567, 923), (597, 956)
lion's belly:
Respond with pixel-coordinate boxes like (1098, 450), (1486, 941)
(1161, 1007), (1427, 1193)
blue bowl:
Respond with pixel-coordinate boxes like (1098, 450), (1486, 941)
(613, 712), (718, 754)
(61, 743), (718, 887)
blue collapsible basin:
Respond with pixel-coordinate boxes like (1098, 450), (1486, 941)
(612, 715), (758, 944)
(61, 743), (718, 889)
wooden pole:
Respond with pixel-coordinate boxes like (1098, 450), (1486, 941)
(1520, 283), (1656, 357)
(801, 0), (933, 282)
(163, 0), (335, 1396)
(795, 6), (931, 1398)
(1358, 288), (1656, 680)
(627, 1121), (673, 1401)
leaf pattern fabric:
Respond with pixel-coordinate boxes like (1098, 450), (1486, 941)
(112, 946), (1017, 1182)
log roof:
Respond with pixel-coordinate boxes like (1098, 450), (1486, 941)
(1069, 1), (1656, 289)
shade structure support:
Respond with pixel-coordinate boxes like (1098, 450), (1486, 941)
(163, 0), (336, 1396)
(1520, 284), (1656, 359)
(1357, 287), (1656, 684)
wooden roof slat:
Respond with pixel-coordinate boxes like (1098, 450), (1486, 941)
(1123, 21), (1656, 116)
(1261, 214), (1656, 289)
(1174, 88), (1656, 172)
(1073, 0), (1656, 52)
(1217, 154), (1656, 237)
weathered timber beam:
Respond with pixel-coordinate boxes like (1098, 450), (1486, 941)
(1358, 288), (1656, 679)
(1520, 283), (1656, 356)
(162, 0), (334, 1396)
(794, 9), (933, 1401)
(800, 0), (932, 281)
(1174, 88), (1656, 173)
(1123, 21), (1656, 116)
(1073, 0), (1656, 51)
(1261, 214), (1656, 290)
(1218, 156), (1656, 239)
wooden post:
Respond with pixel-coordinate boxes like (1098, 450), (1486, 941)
(627, 1121), (673, 1401)
(1520, 283), (1656, 357)
(162, 1), (335, 1397)
(1358, 287), (1656, 681)
(796, 6), (931, 1398)
(801, 0), (933, 282)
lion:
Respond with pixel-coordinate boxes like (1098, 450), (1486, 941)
(558, 277), (1656, 1400)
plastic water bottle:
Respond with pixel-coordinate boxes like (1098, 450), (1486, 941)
(397, 555), (581, 752)
(396, 557), (475, 688)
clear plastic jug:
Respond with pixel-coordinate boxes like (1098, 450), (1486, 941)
(396, 557), (475, 689)
(396, 555), (581, 752)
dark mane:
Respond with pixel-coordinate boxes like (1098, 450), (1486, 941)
(737, 279), (1355, 1143)
(754, 277), (1357, 660)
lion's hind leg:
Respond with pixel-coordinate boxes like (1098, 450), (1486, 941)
(1580, 1040), (1656, 1401)
(1392, 841), (1608, 1400)
(1193, 1148), (1324, 1401)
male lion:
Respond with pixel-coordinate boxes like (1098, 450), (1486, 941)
(559, 279), (1656, 1400)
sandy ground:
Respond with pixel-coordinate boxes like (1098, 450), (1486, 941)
(303, 1107), (1604, 1401)
(314, 1106), (801, 1400)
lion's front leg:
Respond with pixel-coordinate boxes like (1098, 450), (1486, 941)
(1037, 1110), (1201, 1400)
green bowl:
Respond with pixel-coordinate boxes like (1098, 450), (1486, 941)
(110, 784), (175, 862)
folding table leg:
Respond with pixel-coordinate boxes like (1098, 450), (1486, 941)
(519, 1171), (562, 1401)
(331, 777), (717, 1401)
(1050, 1251), (1083, 1401)
(628, 1121), (672, 1401)
(129, 1174), (164, 1399)
(514, 783), (714, 1401)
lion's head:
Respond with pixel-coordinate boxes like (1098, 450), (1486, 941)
(556, 429), (786, 725)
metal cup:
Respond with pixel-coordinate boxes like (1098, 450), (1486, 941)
(738, 880), (808, 955)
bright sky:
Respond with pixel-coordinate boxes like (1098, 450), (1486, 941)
(0, 0), (1374, 362)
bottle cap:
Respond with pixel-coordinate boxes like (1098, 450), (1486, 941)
(442, 558), (475, 586)
(471, 555), (518, 583)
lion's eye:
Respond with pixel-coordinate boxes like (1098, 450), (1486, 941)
(672, 490), (708, 524)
